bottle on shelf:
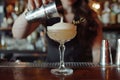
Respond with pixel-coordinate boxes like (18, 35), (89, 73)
(5, 4), (14, 27)
(116, 0), (120, 23)
(101, 1), (111, 26)
(35, 26), (47, 52)
(14, 0), (26, 15)
(117, 12), (120, 23)
(0, 0), (5, 27)
(110, 0), (120, 24)
(1, 17), (8, 28)
(0, 32), (7, 49)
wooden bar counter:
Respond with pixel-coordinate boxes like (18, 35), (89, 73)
(0, 62), (119, 80)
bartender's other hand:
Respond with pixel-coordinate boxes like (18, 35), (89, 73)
(27, 0), (54, 10)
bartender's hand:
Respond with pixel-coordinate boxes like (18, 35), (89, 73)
(27, 0), (53, 10)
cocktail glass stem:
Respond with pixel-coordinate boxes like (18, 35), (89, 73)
(59, 43), (65, 69)
(51, 41), (73, 75)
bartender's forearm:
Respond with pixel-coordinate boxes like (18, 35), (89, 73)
(12, 10), (40, 39)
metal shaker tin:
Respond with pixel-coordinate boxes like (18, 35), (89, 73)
(99, 39), (113, 66)
(115, 39), (120, 66)
(25, 0), (63, 21)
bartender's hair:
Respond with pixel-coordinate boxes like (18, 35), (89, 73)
(73, 0), (95, 18)
(72, 0), (100, 47)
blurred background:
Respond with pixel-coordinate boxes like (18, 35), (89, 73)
(0, 0), (120, 62)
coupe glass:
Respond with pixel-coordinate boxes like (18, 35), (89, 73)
(47, 21), (77, 75)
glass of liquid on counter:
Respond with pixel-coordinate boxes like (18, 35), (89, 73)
(47, 17), (77, 76)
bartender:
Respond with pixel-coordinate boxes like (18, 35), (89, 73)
(12, 0), (102, 63)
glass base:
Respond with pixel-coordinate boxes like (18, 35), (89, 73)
(51, 68), (73, 76)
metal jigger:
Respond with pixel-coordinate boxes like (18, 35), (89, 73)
(115, 39), (120, 66)
(99, 39), (113, 66)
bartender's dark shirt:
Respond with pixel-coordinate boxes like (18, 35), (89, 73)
(45, 16), (97, 62)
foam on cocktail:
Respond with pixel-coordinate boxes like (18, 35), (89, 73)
(47, 22), (76, 30)
(47, 16), (77, 43)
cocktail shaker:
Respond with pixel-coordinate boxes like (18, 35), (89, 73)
(115, 39), (120, 66)
(99, 39), (113, 66)
(25, 0), (63, 21)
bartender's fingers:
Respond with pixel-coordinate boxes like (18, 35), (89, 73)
(34, 0), (42, 8)
(28, 0), (53, 10)
(28, 0), (42, 10)
(28, 0), (35, 10)
(42, 0), (53, 4)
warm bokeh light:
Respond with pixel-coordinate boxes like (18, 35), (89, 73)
(92, 3), (100, 10)
(89, 0), (101, 14)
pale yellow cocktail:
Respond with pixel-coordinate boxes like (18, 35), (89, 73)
(47, 22), (77, 43)
(47, 22), (77, 76)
